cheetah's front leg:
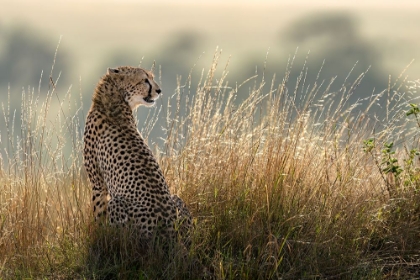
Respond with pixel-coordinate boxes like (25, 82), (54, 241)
(92, 187), (109, 223)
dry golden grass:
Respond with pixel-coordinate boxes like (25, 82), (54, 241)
(0, 51), (419, 279)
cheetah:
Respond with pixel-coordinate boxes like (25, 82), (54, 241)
(83, 66), (191, 245)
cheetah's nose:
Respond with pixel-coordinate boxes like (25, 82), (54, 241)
(156, 89), (162, 94)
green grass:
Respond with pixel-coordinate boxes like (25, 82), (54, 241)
(0, 52), (419, 279)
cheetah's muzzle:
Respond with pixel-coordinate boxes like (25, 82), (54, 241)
(143, 95), (155, 104)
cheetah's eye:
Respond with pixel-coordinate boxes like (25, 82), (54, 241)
(134, 79), (151, 88)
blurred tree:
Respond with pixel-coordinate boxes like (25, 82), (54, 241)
(232, 12), (391, 119)
(285, 12), (358, 43)
(282, 12), (384, 84)
(0, 24), (71, 91)
(0, 24), (73, 161)
(156, 30), (205, 93)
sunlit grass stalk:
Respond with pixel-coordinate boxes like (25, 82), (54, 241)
(0, 51), (419, 279)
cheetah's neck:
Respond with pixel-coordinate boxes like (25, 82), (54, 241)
(91, 76), (135, 127)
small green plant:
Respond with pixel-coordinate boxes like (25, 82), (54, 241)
(406, 103), (420, 127)
(403, 102), (420, 188)
(363, 139), (402, 195)
(403, 148), (420, 187)
(363, 102), (420, 195)
(381, 142), (403, 177)
(362, 138), (375, 154)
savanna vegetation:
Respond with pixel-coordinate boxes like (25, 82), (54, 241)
(0, 50), (419, 279)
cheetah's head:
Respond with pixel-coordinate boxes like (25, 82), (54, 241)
(107, 66), (162, 109)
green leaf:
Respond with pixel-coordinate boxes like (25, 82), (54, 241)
(407, 103), (420, 116)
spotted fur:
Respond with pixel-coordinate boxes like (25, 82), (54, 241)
(83, 66), (191, 244)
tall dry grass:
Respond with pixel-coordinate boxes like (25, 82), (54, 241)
(0, 50), (419, 279)
(0, 68), (89, 278)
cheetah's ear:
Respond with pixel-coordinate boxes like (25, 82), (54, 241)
(107, 68), (120, 75)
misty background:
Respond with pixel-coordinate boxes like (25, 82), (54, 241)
(0, 0), (419, 153)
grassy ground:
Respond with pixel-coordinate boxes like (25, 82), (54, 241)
(0, 53), (420, 279)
